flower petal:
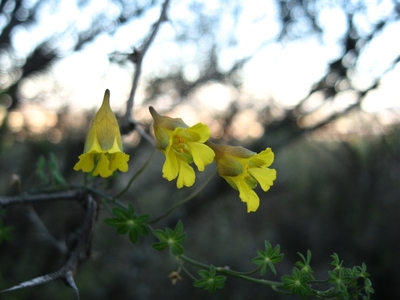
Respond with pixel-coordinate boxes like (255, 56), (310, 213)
(109, 152), (130, 172)
(228, 176), (260, 212)
(184, 122), (211, 142)
(248, 167), (277, 192)
(84, 127), (103, 153)
(176, 157), (196, 188)
(93, 153), (113, 178)
(251, 148), (274, 167)
(187, 142), (215, 171)
(162, 148), (180, 181)
(73, 153), (95, 172)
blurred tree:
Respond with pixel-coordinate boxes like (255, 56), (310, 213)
(0, 0), (158, 109)
(141, 0), (400, 148)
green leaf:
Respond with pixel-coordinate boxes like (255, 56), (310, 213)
(296, 250), (314, 279)
(252, 241), (284, 275)
(330, 253), (343, 269)
(193, 265), (226, 293)
(152, 220), (186, 256)
(35, 153), (67, 186)
(104, 203), (149, 244)
(282, 267), (312, 299)
(152, 241), (168, 251)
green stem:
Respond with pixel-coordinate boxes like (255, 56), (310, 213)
(149, 168), (218, 224)
(113, 148), (157, 199)
(179, 262), (198, 281)
(180, 255), (284, 288)
(271, 285), (293, 294)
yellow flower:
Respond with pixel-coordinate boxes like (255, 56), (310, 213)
(149, 106), (215, 188)
(73, 90), (130, 178)
(207, 141), (276, 213)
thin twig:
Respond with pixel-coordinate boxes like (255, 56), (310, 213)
(124, 0), (171, 120)
(120, 0), (171, 138)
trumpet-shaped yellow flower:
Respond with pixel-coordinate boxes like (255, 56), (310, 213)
(149, 106), (214, 188)
(73, 90), (130, 178)
(207, 141), (276, 213)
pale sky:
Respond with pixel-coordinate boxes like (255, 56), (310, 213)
(7, 0), (400, 138)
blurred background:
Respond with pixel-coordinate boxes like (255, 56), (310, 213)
(1, 0), (400, 299)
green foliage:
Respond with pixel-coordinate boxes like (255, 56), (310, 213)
(193, 265), (226, 292)
(35, 153), (67, 186)
(252, 241), (284, 275)
(282, 267), (312, 299)
(104, 203), (150, 244)
(296, 250), (314, 279)
(327, 254), (374, 299)
(275, 252), (374, 299)
(152, 220), (186, 256)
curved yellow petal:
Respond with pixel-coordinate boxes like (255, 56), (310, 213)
(162, 148), (180, 181)
(73, 153), (95, 172)
(176, 156), (196, 188)
(187, 142), (214, 171)
(251, 148), (274, 167)
(243, 189), (260, 213)
(109, 152), (130, 172)
(184, 122), (211, 142)
(84, 127), (103, 153)
(248, 168), (277, 192)
(93, 153), (113, 178)
(228, 176), (260, 212)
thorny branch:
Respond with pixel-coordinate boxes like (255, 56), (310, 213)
(0, 1), (173, 296)
(1, 194), (98, 300)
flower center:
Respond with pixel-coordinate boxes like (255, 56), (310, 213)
(173, 135), (189, 154)
(172, 134), (193, 163)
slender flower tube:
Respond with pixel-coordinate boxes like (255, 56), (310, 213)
(207, 141), (276, 212)
(73, 90), (130, 178)
(149, 106), (215, 188)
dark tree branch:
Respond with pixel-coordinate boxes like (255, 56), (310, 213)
(1, 194), (97, 300)
(0, 190), (84, 207)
